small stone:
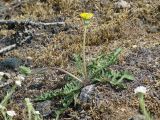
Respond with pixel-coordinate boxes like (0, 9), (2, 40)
(155, 62), (159, 65)
(114, 0), (131, 9)
(79, 84), (95, 103)
(26, 56), (33, 60)
(0, 72), (10, 80)
(0, 57), (23, 70)
(36, 100), (52, 117)
(28, 82), (44, 90)
(25, 56), (33, 66)
(132, 45), (137, 48)
(5, 73), (11, 78)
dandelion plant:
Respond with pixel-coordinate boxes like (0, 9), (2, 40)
(80, 12), (94, 81)
(36, 12), (134, 119)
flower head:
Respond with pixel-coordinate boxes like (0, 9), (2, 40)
(17, 74), (25, 81)
(6, 110), (16, 117)
(15, 80), (22, 87)
(80, 13), (94, 20)
(134, 86), (147, 94)
(34, 111), (40, 115)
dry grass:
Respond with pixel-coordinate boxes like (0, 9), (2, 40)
(7, 0), (160, 67)
(1, 0), (160, 119)
(18, 2), (54, 20)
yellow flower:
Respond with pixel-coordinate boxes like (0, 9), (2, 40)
(80, 13), (94, 20)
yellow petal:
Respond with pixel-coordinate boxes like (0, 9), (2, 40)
(80, 13), (94, 20)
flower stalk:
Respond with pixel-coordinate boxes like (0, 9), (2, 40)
(25, 98), (32, 120)
(138, 93), (152, 120)
(0, 85), (16, 107)
(0, 79), (21, 120)
(0, 105), (7, 120)
(25, 98), (42, 120)
(82, 25), (87, 80)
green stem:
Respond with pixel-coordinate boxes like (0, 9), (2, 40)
(8, 116), (13, 120)
(139, 94), (151, 120)
(0, 85), (16, 120)
(1, 110), (7, 120)
(0, 85), (16, 106)
(25, 98), (32, 120)
(82, 25), (87, 80)
(34, 115), (40, 120)
(56, 115), (59, 120)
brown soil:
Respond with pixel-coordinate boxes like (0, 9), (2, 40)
(0, 0), (160, 120)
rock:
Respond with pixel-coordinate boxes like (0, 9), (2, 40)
(3, 72), (11, 79)
(26, 56), (33, 66)
(36, 100), (52, 117)
(114, 0), (131, 9)
(28, 82), (44, 90)
(0, 72), (11, 87)
(79, 84), (95, 103)
(0, 57), (23, 71)
(0, 72), (10, 80)
(132, 45), (137, 48)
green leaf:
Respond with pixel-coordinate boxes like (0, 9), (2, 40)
(123, 72), (134, 81)
(72, 54), (83, 74)
(35, 81), (82, 101)
(88, 48), (122, 80)
(19, 66), (31, 76)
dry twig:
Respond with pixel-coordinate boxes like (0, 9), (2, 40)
(0, 20), (65, 27)
(53, 67), (83, 83)
(0, 35), (32, 54)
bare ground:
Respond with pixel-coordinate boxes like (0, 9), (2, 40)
(0, 0), (160, 120)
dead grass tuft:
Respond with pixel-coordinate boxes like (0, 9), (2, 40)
(18, 1), (54, 20)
